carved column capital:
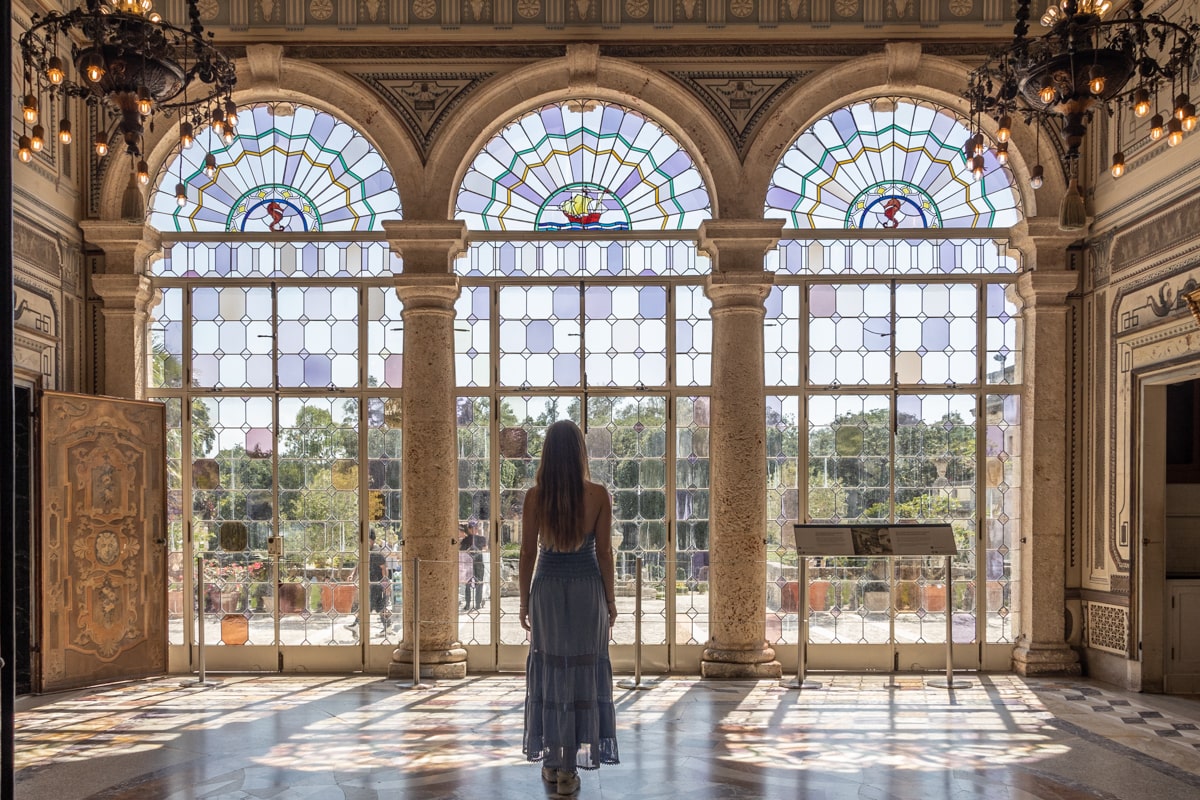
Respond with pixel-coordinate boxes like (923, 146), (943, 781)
(383, 220), (467, 275)
(698, 219), (784, 274)
(79, 221), (161, 275)
(1016, 270), (1080, 309)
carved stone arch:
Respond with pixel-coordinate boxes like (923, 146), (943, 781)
(98, 56), (420, 224)
(421, 51), (740, 223)
(742, 49), (1056, 222)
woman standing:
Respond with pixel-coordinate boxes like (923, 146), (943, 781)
(520, 420), (620, 796)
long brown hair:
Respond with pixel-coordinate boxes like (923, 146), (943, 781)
(535, 419), (590, 552)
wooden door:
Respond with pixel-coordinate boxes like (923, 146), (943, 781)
(38, 392), (167, 691)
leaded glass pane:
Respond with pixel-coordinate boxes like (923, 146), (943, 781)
(276, 286), (358, 388)
(766, 99), (1020, 229)
(366, 396), (403, 645)
(807, 283), (893, 386)
(367, 286), (404, 389)
(157, 240), (393, 279)
(165, 398), (186, 646)
(456, 101), (711, 231)
(765, 395), (801, 648)
(776, 238), (1018, 276)
(460, 239), (710, 279)
(893, 283), (977, 385)
(150, 286), (184, 389)
(676, 284), (713, 387)
(149, 102), (402, 233)
(584, 285), (667, 388)
(191, 285), (273, 389)
(589, 397), (668, 647)
(455, 286), (491, 388)
(765, 286), (801, 387)
(457, 397), (491, 645)
(986, 393), (1020, 643)
(986, 283), (1022, 385)
(675, 396), (711, 646)
(498, 285), (581, 387)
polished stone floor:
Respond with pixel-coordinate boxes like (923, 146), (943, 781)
(14, 672), (1200, 799)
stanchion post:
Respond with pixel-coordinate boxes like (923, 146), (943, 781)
(182, 554), (217, 688)
(617, 556), (655, 690)
(927, 554), (970, 689)
(783, 556), (820, 690)
(406, 556), (431, 690)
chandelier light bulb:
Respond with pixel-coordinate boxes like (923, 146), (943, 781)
(225, 100), (238, 127)
(46, 56), (65, 85)
(1175, 93), (1191, 121)
(1030, 164), (1044, 190)
(1133, 88), (1151, 117)
(58, 119), (72, 145)
(973, 133), (985, 157)
(996, 115), (1012, 144)
(142, 0), (155, 12)
(30, 125), (45, 152)
(1088, 68), (1105, 96)
(212, 107), (225, 126)
(222, 123), (235, 144)
(180, 121), (194, 149)
(175, 182), (187, 207)
(1041, 6), (1060, 25)
(136, 86), (153, 116)
(18, 136), (32, 163)
(1184, 104), (1198, 133)
(1167, 118), (1184, 147)
(203, 153), (217, 178)
(1038, 80), (1057, 105)
(137, 160), (150, 185)
(83, 52), (105, 83)
(1150, 113), (1165, 141)
(22, 95), (38, 125)
(94, 132), (109, 157)
(971, 154), (985, 180)
(996, 143), (1009, 165)
(1111, 151), (1125, 178)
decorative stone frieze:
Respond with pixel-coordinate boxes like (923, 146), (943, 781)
(384, 220), (467, 680)
(698, 219), (782, 679)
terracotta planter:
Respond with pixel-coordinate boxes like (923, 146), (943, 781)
(807, 580), (830, 612)
(278, 582), (307, 614)
(220, 614), (249, 646)
(320, 583), (356, 613)
(167, 590), (183, 614)
(922, 584), (947, 613)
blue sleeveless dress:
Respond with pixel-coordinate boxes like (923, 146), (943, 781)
(523, 534), (620, 771)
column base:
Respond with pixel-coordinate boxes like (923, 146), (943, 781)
(700, 645), (782, 679)
(1012, 641), (1082, 677)
(388, 645), (468, 680)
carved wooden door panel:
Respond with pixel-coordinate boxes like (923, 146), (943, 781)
(38, 392), (167, 691)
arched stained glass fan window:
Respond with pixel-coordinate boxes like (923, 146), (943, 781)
(148, 102), (402, 233)
(765, 99), (1021, 230)
(455, 101), (712, 231)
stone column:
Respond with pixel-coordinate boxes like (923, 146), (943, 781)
(1011, 219), (1082, 676)
(698, 220), (782, 679)
(80, 221), (162, 400)
(384, 220), (467, 680)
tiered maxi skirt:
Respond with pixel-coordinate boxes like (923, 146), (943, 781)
(522, 536), (620, 771)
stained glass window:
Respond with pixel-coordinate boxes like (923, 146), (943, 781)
(455, 101), (711, 231)
(148, 102), (401, 233)
(765, 99), (1021, 229)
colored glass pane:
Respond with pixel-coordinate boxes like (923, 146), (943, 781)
(455, 101), (711, 231)
(149, 102), (401, 233)
(765, 99), (1021, 229)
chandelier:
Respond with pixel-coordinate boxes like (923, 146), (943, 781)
(965, 0), (1198, 230)
(17, 0), (237, 206)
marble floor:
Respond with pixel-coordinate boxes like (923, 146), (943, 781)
(13, 672), (1200, 799)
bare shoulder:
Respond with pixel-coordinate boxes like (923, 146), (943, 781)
(584, 481), (610, 500)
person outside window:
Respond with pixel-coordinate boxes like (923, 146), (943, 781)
(459, 520), (488, 611)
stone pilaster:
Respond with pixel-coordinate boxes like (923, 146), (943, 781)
(383, 220), (467, 680)
(81, 221), (162, 400)
(697, 220), (782, 679)
(1011, 218), (1082, 677)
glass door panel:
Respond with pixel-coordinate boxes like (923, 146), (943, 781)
(497, 396), (583, 651)
(674, 396), (711, 650)
(366, 396), (404, 647)
(587, 396), (668, 648)
(457, 396), (492, 647)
